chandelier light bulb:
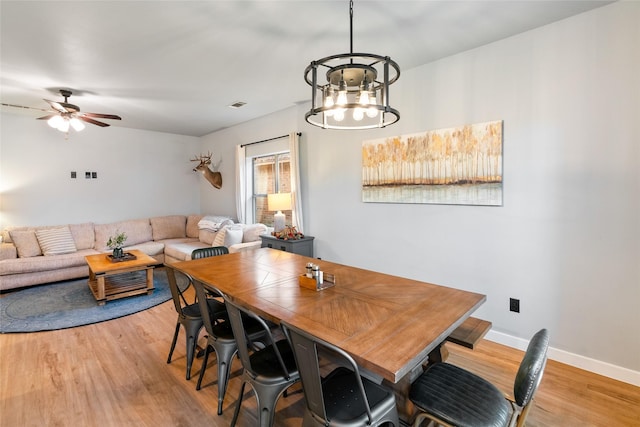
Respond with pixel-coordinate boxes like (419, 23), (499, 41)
(366, 90), (379, 118)
(334, 108), (346, 122)
(359, 90), (370, 106)
(353, 108), (364, 121)
(324, 87), (335, 117)
(336, 89), (348, 106)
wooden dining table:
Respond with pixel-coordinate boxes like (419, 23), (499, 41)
(171, 247), (486, 422)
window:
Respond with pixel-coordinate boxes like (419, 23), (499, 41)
(252, 152), (291, 226)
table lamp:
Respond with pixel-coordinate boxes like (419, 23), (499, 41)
(267, 192), (291, 233)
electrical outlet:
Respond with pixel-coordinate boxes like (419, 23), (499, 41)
(92, 172), (97, 179)
(510, 298), (520, 313)
(85, 172), (91, 179)
(70, 171), (76, 179)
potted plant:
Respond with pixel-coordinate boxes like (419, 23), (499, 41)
(107, 231), (127, 258)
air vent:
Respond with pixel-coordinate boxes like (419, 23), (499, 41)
(229, 101), (246, 109)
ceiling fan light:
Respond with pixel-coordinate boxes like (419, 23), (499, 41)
(58, 118), (70, 132)
(70, 117), (85, 131)
(48, 115), (63, 129)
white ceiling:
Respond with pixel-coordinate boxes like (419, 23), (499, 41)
(1, 0), (611, 137)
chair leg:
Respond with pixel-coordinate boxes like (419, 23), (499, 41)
(185, 322), (203, 380)
(167, 323), (180, 364)
(230, 381), (246, 427)
(254, 382), (291, 427)
(196, 345), (212, 391)
(214, 344), (238, 415)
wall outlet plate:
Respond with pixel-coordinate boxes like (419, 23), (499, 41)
(510, 298), (520, 313)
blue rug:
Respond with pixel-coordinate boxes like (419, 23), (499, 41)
(0, 268), (177, 333)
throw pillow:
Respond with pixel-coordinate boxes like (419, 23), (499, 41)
(212, 224), (244, 248)
(242, 223), (268, 243)
(35, 226), (77, 256)
(224, 225), (244, 247)
(9, 230), (42, 258)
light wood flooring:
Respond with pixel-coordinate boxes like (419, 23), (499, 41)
(1, 287), (639, 427)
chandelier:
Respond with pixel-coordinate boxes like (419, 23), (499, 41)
(304, 0), (400, 130)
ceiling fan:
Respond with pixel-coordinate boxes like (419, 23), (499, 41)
(2, 89), (121, 133)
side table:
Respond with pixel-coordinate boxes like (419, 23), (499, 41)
(260, 234), (314, 258)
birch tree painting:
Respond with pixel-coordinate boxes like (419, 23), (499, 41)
(362, 120), (503, 205)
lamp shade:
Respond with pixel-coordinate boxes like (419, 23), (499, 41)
(267, 193), (292, 212)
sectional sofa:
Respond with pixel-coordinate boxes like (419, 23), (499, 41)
(0, 214), (268, 291)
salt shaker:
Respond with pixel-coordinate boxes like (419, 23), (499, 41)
(306, 263), (314, 278)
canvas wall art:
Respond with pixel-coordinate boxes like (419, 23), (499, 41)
(362, 120), (503, 206)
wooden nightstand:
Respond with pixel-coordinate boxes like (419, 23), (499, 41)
(260, 234), (314, 258)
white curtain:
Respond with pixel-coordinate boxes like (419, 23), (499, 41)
(235, 144), (247, 224)
(289, 132), (305, 233)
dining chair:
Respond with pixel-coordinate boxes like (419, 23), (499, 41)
(282, 321), (400, 427)
(191, 246), (229, 259)
(165, 264), (226, 380)
(192, 279), (267, 415)
(409, 328), (550, 427)
(223, 297), (300, 427)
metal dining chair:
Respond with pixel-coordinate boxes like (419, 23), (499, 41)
(223, 297), (300, 427)
(409, 328), (550, 427)
(282, 321), (400, 427)
(164, 264), (226, 380)
(191, 246), (229, 259)
(192, 279), (267, 415)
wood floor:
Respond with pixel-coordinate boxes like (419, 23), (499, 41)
(1, 290), (639, 427)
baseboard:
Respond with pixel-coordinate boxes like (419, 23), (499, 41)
(485, 330), (640, 387)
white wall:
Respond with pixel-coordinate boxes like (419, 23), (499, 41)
(0, 113), (202, 228)
(199, 2), (639, 383)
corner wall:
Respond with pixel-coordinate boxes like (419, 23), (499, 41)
(0, 113), (202, 228)
(200, 2), (639, 384)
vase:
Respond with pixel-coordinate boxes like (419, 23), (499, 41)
(112, 247), (124, 258)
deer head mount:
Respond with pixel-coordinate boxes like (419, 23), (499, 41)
(191, 152), (222, 189)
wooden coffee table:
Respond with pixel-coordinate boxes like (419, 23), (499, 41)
(85, 249), (157, 305)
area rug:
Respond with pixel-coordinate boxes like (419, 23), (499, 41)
(0, 268), (177, 333)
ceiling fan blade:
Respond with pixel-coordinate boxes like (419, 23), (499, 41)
(81, 112), (122, 120)
(79, 116), (110, 127)
(44, 99), (68, 113)
(36, 114), (57, 120)
(1, 102), (53, 113)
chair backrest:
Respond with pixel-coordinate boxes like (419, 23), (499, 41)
(164, 264), (193, 315)
(281, 322), (376, 425)
(513, 328), (550, 408)
(192, 279), (220, 338)
(223, 297), (293, 380)
(192, 246), (229, 260)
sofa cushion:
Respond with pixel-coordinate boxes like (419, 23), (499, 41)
(150, 215), (186, 241)
(0, 249), (97, 275)
(94, 219), (153, 251)
(35, 226), (77, 256)
(164, 240), (210, 262)
(123, 241), (164, 257)
(69, 222), (95, 250)
(186, 215), (203, 238)
(242, 223), (268, 243)
(9, 230), (42, 258)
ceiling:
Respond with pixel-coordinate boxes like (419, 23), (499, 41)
(0, 1), (611, 137)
